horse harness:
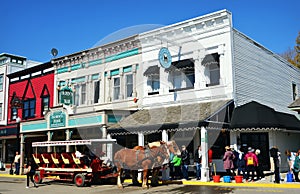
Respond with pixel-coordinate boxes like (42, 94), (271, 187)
(135, 145), (167, 167)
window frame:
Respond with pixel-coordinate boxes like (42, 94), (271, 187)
(125, 74), (133, 98)
(169, 70), (195, 92)
(113, 77), (120, 100)
(0, 103), (2, 120)
(81, 83), (86, 105)
(22, 98), (36, 119)
(292, 83), (298, 101)
(147, 74), (160, 95)
(93, 80), (100, 104)
(206, 63), (220, 87)
(0, 74), (3, 91)
(41, 95), (50, 116)
(74, 83), (87, 106)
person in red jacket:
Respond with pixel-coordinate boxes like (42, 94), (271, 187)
(244, 147), (258, 182)
(208, 148), (213, 179)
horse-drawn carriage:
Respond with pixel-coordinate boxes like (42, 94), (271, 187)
(31, 139), (118, 187)
(31, 139), (180, 188)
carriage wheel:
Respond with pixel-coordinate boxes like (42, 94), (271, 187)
(74, 174), (85, 187)
(34, 173), (42, 184)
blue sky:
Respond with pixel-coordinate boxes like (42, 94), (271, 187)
(0, 0), (299, 62)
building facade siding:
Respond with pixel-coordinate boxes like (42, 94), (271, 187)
(233, 30), (300, 114)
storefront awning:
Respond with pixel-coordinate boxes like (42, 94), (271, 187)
(108, 99), (233, 135)
(201, 53), (219, 66)
(0, 125), (17, 138)
(143, 65), (160, 76)
(230, 101), (300, 131)
(165, 59), (194, 72)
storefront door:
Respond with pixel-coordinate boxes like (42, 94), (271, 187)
(240, 132), (270, 170)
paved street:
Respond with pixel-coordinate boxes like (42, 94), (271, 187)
(0, 176), (299, 194)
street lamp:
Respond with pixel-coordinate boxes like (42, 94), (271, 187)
(16, 117), (21, 152)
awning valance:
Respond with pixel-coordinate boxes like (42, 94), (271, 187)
(143, 65), (160, 76)
(230, 101), (300, 131)
(165, 59), (194, 72)
(201, 53), (219, 66)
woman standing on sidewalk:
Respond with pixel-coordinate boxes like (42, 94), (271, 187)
(244, 147), (258, 182)
(223, 146), (235, 179)
(293, 149), (300, 182)
(255, 149), (265, 180)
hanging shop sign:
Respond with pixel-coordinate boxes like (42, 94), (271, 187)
(59, 86), (73, 105)
(50, 111), (66, 128)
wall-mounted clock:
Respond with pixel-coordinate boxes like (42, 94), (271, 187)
(158, 47), (172, 68)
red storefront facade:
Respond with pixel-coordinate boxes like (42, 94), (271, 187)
(4, 62), (54, 162)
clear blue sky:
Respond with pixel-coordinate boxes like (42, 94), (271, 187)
(0, 0), (299, 62)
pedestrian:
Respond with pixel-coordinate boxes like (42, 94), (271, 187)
(14, 151), (20, 175)
(285, 149), (296, 173)
(171, 154), (182, 180)
(255, 149), (265, 180)
(223, 146), (235, 179)
(208, 148), (213, 180)
(270, 146), (280, 183)
(181, 145), (190, 180)
(231, 145), (238, 176)
(236, 146), (246, 179)
(168, 151), (175, 180)
(244, 147), (258, 182)
(25, 157), (38, 188)
(194, 145), (202, 180)
(292, 149), (300, 182)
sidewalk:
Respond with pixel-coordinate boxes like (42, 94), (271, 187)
(0, 168), (26, 178)
(1, 168), (300, 189)
(182, 172), (300, 189)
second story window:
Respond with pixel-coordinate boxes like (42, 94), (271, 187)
(81, 83), (86, 104)
(207, 63), (220, 86)
(166, 59), (195, 91)
(172, 71), (182, 89)
(0, 74), (3, 91)
(41, 96), (49, 116)
(74, 85), (80, 106)
(144, 65), (160, 95)
(23, 98), (36, 119)
(11, 107), (18, 120)
(202, 53), (220, 87)
(113, 77), (120, 100)
(0, 103), (2, 120)
(126, 74), (133, 98)
(74, 84), (87, 106)
(94, 80), (100, 104)
(147, 75), (160, 94)
(292, 83), (298, 101)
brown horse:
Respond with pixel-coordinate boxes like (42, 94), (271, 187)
(114, 143), (169, 188)
(149, 140), (181, 185)
(131, 140), (181, 186)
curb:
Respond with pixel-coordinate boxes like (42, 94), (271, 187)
(124, 179), (300, 189)
(182, 180), (300, 189)
(0, 174), (26, 178)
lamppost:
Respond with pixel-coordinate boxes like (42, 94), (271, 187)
(16, 117), (21, 152)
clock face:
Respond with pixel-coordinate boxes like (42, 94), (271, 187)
(158, 47), (172, 68)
